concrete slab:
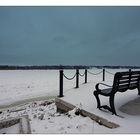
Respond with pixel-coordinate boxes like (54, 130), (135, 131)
(0, 115), (31, 134)
(55, 98), (120, 129)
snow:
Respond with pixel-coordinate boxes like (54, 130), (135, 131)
(0, 100), (95, 134)
(0, 70), (79, 106)
(0, 69), (140, 134)
(0, 123), (20, 134)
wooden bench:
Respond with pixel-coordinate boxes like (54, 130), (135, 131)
(93, 71), (140, 115)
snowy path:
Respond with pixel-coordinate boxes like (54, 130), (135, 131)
(62, 81), (140, 134)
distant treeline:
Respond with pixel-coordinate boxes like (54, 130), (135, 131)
(0, 65), (140, 70)
(93, 65), (140, 69)
(0, 65), (90, 70)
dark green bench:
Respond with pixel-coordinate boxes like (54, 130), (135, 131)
(93, 71), (140, 115)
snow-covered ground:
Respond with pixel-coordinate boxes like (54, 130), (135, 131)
(0, 99), (96, 134)
(0, 70), (82, 106)
(0, 68), (140, 134)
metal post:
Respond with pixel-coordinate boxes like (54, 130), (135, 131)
(103, 68), (105, 81)
(76, 69), (79, 88)
(129, 69), (131, 72)
(59, 70), (64, 97)
(85, 69), (87, 83)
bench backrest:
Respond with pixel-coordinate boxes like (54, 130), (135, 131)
(112, 71), (140, 92)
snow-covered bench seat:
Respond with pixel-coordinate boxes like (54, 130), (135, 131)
(93, 71), (140, 115)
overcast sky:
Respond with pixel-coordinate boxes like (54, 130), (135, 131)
(0, 6), (140, 66)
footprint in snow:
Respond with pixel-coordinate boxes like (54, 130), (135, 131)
(48, 120), (54, 123)
(76, 125), (82, 131)
(59, 127), (64, 131)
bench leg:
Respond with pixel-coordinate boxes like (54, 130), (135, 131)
(93, 91), (101, 108)
(138, 88), (140, 95)
(109, 94), (117, 115)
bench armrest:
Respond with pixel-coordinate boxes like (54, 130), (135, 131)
(95, 83), (112, 91)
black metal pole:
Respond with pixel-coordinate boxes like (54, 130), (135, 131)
(85, 69), (87, 83)
(59, 70), (64, 97)
(103, 68), (105, 81)
(129, 69), (131, 72)
(76, 69), (79, 88)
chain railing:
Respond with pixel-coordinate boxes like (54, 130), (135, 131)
(59, 68), (132, 97)
(63, 73), (76, 80)
(79, 71), (85, 77)
(59, 69), (88, 97)
(87, 70), (103, 75)
(105, 69), (115, 75)
(87, 69), (105, 81)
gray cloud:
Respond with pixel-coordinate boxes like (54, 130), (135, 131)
(0, 6), (140, 65)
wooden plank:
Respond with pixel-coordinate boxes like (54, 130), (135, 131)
(19, 115), (31, 134)
(55, 98), (76, 113)
(55, 98), (120, 129)
(0, 118), (20, 129)
(0, 115), (31, 134)
(80, 109), (120, 129)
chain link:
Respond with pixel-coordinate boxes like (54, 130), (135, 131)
(105, 70), (115, 75)
(63, 73), (76, 80)
(79, 72), (85, 77)
(87, 70), (103, 75)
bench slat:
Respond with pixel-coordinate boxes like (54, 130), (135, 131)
(119, 76), (129, 80)
(100, 88), (112, 95)
(119, 80), (129, 84)
(131, 78), (139, 81)
(131, 75), (140, 78)
(129, 84), (138, 89)
(118, 79), (138, 85)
